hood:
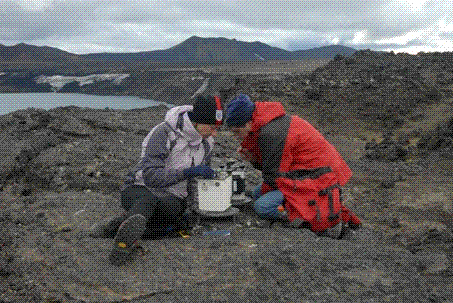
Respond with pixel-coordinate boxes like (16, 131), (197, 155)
(164, 105), (202, 145)
(250, 102), (286, 132)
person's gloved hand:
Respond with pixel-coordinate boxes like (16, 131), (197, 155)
(183, 165), (216, 179)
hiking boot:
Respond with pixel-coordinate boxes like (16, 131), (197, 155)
(89, 215), (126, 238)
(109, 214), (147, 266)
(348, 222), (362, 230)
(320, 221), (343, 239)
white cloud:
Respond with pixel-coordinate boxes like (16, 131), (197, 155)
(0, 0), (452, 54)
(16, 0), (53, 10)
(396, 0), (430, 12)
(376, 29), (427, 46)
(352, 31), (368, 44)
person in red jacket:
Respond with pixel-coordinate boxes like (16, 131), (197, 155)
(224, 94), (361, 238)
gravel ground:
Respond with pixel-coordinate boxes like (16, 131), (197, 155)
(0, 104), (452, 303)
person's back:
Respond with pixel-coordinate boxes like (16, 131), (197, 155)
(278, 114), (352, 186)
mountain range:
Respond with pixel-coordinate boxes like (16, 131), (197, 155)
(0, 43), (79, 62)
(0, 36), (357, 64)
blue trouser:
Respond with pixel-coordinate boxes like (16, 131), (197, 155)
(253, 184), (285, 220)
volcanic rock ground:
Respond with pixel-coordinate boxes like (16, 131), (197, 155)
(1, 52), (453, 302)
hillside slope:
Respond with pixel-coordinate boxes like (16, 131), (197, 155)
(81, 36), (356, 62)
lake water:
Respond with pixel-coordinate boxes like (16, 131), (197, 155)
(0, 93), (173, 116)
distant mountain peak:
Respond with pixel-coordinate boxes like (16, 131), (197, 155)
(0, 42), (78, 62)
(1, 36), (358, 63)
(82, 37), (357, 62)
(186, 35), (200, 41)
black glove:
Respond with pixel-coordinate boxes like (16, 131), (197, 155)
(183, 165), (216, 179)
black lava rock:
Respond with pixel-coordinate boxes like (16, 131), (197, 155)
(380, 179), (396, 188)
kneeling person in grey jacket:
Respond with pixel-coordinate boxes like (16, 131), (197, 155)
(90, 95), (223, 266)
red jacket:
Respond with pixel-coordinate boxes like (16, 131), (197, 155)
(241, 102), (361, 231)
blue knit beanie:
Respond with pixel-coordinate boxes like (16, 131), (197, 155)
(225, 94), (255, 127)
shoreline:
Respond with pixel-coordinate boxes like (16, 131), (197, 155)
(0, 92), (173, 116)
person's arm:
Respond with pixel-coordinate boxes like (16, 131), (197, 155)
(258, 115), (291, 190)
(250, 160), (262, 171)
(237, 146), (262, 169)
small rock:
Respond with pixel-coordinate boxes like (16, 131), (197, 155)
(271, 222), (285, 229)
(64, 292), (75, 300)
(422, 228), (449, 245)
(342, 227), (379, 242)
(389, 217), (401, 228)
(0, 267), (13, 277)
(55, 224), (72, 232)
(416, 253), (450, 275)
(12, 213), (34, 226)
(380, 180), (395, 188)
(21, 188), (32, 196)
(255, 220), (272, 228)
(365, 141), (376, 150)
(24, 197), (36, 204)
(0, 211), (9, 222)
(83, 165), (97, 177)
(395, 174), (407, 182)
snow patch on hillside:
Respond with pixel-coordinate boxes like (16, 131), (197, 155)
(191, 78), (210, 99)
(254, 53), (265, 61)
(35, 74), (130, 90)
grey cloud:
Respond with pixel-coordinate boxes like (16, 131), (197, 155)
(107, 2), (189, 25)
(0, 0), (101, 41)
(364, 1), (451, 40)
(171, 0), (438, 40)
(439, 32), (453, 40)
(0, 0), (452, 54)
(346, 37), (431, 53)
(106, 0), (452, 43)
(284, 31), (357, 51)
(405, 38), (430, 47)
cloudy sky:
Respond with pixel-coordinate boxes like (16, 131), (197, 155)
(1, 0), (452, 55)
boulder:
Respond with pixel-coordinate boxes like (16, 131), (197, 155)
(364, 137), (408, 162)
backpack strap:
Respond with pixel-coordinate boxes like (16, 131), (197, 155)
(201, 139), (212, 164)
(319, 183), (342, 222)
(163, 122), (178, 152)
(279, 166), (332, 180)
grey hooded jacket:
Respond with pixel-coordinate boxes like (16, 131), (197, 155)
(123, 105), (214, 199)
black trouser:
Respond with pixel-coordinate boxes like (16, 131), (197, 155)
(120, 185), (187, 229)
